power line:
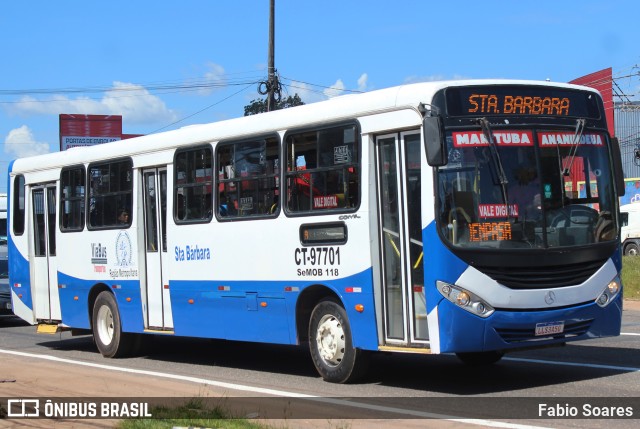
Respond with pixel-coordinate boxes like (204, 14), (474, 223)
(0, 71), (265, 98)
(151, 82), (257, 133)
(281, 76), (364, 94)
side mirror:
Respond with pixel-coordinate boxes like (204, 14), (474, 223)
(423, 116), (446, 167)
(610, 137), (625, 197)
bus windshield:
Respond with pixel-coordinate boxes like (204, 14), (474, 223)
(437, 127), (618, 249)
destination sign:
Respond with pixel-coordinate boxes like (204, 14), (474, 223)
(469, 222), (512, 242)
(468, 94), (569, 116)
(445, 86), (600, 119)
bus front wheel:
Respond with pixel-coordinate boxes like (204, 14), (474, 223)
(92, 291), (134, 358)
(309, 299), (368, 383)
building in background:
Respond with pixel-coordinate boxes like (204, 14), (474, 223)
(59, 114), (142, 151)
(570, 68), (640, 204)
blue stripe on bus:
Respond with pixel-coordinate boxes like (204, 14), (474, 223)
(53, 267), (378, 350)
(56, 272), (145, 332)
(169, 267), (378, 349)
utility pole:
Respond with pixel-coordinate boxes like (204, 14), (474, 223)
(266, 0), (276, 111)
(258, 0), (280, 112)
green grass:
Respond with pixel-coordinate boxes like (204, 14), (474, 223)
(116, 398), (266, 429)
(622, 256), (640, 301)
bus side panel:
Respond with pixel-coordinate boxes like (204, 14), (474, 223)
(57, 272), (146, 333)
(168, 268), (379, 349)
(8, 239), (34, 323)
(57, 272), (91, 329)
(169, 279), (291, 343)
(328, 268), (378, 351)
(113, 281), (146, 333)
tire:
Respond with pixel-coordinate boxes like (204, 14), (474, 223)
(92, 291), (135, 358)
(456, 351), (504, 366)
(309, 299), (369, 383)
(624, 242), (639, 256)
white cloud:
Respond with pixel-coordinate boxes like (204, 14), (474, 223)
(197, 62), (227, 96)
(102, 82), (177, 124)
(324, 79), (345, 99)
(357, 73), (369, 92)
(403, 73), (471, 84)
(4, 125), (50, 158)
(8, 82), (177, 125)
(283, 74), (372, 105)
(281, 81), (325, 104)
(403, 74), (447, 84)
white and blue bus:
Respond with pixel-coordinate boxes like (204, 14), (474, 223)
(7, 80), (626, 383)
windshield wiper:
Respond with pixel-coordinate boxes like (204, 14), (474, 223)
(477, 118), (511, 218)
(561, 118), (586, 176)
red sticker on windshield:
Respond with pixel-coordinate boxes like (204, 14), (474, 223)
(452, 131), (534, 147)
(538, 132), (603, 146)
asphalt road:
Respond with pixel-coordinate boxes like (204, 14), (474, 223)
(0, 301), (639, 429)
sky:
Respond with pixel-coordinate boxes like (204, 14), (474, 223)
(2, 0), (640, 193)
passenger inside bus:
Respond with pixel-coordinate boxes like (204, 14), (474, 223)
(117, 208), (129, 224)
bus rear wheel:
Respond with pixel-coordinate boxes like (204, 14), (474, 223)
(456, 351), (504, 366)
(309, 299), (368, 383)
(92, 291), (135, 358)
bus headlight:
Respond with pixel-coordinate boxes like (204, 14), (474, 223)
(595, 277), (621, 308)
(436, 281), (495, 318)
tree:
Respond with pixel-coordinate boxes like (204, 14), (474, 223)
(244, 93), (305, 116)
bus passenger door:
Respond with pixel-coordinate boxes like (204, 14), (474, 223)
(376, 132), (427, 346)
(142, 168), (172, 330)
(31, 184), (61, 321)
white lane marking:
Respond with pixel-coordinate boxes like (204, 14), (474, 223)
(0, 348), (552, 429)
(620, 332), (640, 336)
(505, 357), (640, 372)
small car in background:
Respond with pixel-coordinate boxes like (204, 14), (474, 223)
(0, 245), (12, 314)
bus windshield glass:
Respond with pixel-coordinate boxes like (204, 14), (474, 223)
(437, 128), (618, 249)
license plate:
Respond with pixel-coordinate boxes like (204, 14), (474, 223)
(535, 321), (564, 336)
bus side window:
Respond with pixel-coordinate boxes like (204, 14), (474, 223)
(88, 159), (133, 229)
(174, 146), (213, 223)
(60, 166), (86, 232)
(12, 175), (26, 235)
(216, 136), (280, 219)
(285, 123), (360, 214)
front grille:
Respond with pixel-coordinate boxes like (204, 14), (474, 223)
(477, 258), (607, 289)
(495, 319), (593, 343)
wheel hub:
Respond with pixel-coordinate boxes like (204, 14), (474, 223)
(96, 305), (114, 346)
(316, 315), (346, 366)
